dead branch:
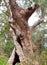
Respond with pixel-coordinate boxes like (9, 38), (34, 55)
(3, 0), (10, 10)
(31, 18), (44, 30)
(30, 7), (45, 30)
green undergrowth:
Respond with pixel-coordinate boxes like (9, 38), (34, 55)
(15, 63), (21, 65)
(0, 54), (20, 65)
(0, 54), (8, 65)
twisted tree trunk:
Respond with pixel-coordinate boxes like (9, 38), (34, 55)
(4, 0), (43, 65)
(7, 0), (39, 65)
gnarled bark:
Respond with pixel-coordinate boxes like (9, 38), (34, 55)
(4, 0), (40, 65)
(8, 28), (27, 65)
(9, 0), (39, 55)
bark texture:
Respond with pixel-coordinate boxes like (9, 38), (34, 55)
(9, 0), (39, 54)
(4, 0), (40, 65)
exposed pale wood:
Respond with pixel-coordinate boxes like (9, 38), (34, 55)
(31, 18), (44, 30)
(8, 48), (15, 65)
(10, 28), (27, 65)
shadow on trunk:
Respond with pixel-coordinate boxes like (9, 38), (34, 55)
(13, 52), (20, 65)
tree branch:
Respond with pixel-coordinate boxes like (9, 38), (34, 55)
(3, 0), (10, 10)
(20, 3), (39, 20)
(3, 0), (12, 20)
(31, 18), (44, 30)
(30, 7), (45, 30)
(9, 0), (23, 11)
(9, 0), (39, 21)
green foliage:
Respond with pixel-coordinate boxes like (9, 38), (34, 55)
(32, 22), (47, 65)
(34, 0), (47, 7)
(0, 0), (2, 4)
(15, 63), (21, 65)
(0, 13), (14, 56)
(3, 38), (14, 56)
(17, 0), (32, 8)
(0, 54), (8, 65)
(17, 0), (47, 8)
